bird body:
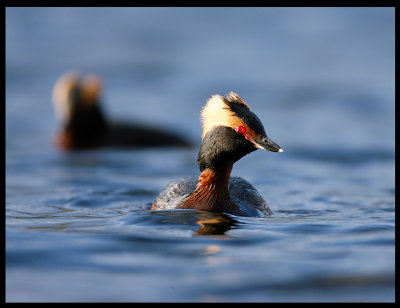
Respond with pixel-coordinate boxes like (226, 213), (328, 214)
(152, 92), (282, 217)
(52, 72), (191, 150)
(153, 175), (271, 217)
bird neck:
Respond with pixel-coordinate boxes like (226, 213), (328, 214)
(197, 126), (255, 172)
(179, 163), (245, 216)
(58, 105), (108, 149)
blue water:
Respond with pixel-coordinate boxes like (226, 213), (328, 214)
(6, 7), (395, 302)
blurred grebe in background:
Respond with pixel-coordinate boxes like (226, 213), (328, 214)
(52, 71), (192, 150)
(151, 92), (282, 217)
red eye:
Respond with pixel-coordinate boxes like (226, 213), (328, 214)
(236, 126), (246, 134)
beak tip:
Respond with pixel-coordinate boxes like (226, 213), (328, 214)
(254, 137), (283, 153)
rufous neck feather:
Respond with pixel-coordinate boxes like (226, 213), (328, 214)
(178, 165), (246, 216)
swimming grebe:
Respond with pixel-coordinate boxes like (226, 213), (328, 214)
(151, 92), (282, 217)
(52, 71), (192, 150)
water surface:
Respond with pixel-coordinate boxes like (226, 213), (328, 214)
(6, 7), (395, 302)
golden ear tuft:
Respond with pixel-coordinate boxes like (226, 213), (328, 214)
(81, 74), (102, 106)
(52, 71), (80, 122)
(200, 93), (246, 139)
(224, 92), (250, 109)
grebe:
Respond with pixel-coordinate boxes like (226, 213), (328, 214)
(52, 71), (192, 150)
(151, 92), (282, 217)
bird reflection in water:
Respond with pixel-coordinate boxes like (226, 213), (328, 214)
(193, 211), (237, 236)
(147, 209), (237, 236)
